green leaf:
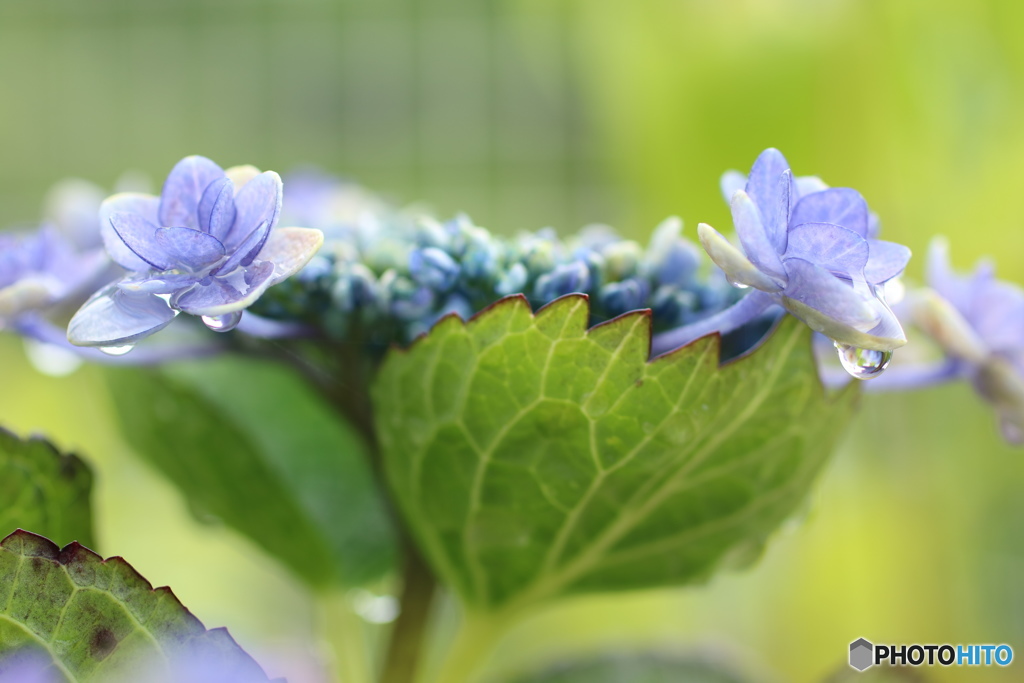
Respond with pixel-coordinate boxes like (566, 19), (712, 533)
(0, 530), (275, 682)
(509, 652), (754, 683)
(0, 427), (94, 549)
(373, 295), (857, 612)
(105, 356), (395, 589)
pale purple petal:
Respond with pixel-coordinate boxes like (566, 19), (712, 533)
(214, 222), (270, 275)
(56, 247), (109, 298)
(236, 311), (313, 338)
(864, 239), (911, 283)
(784, 223), (869, 279)
(67, 283), (178, 346)
(719, 170), (746, 202)
(744, 147), (790, 223)
(99, 193), (160, 271)
(118, 271), (199, 294)
(197, 176), (237, 239)
(0, 279), (53, 320)
(860, 294), (907, 346)
(927, 238), (959, 301)
(173, 261), (274, 316)
(867, 212), (881, 239)
(110, 212), (172, 270)
(731, 190), (785, 279)
(970, 280), (1024, 353)
(782, 257), (878, 330)
(155, 227), (226, 271)
(159, 156), (226, 228)
(908, 289), (987, 363)
(696, 223), (784, 292)
(0, 233), (42, 288)
(768, 169), (793, 253)
(790, 188), (869, 237)
(926, 237), (979, 319)
(225, 171), (282, 250)
(0, 652), (55, 683)
(258, 227), (324, 286)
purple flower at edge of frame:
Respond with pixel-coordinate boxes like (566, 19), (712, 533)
(68, 156), (323, 347)
(910, 238), (1024, 443)
(698, 148), (911, 352)
(0, 227), (108, 330)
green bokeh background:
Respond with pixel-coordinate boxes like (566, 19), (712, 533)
(2, 1), (1022, 681)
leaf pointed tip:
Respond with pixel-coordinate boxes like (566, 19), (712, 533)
(468, 292), (531, 324)
(1, 529), (61, 558)
(650, 328), (721, 364)
(58, 540), (102, 566)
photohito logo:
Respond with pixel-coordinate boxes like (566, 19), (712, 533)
(849, 638), (1013, 671)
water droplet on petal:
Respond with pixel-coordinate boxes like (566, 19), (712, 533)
(727, 278), (749, 289)
(201, 311), (242, 332)
(99, 344), (135, 356)
(835, 342), (892, 380)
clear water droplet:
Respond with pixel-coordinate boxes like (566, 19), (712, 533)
(201, 311), (242, 332)
(835, 342), (892, 380)
(99, 344), (135, 356)
(727, 278), (749, 289)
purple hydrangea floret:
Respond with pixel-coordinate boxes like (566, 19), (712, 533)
(0, 227), (107, 329)
(68, 156), (323, 347)
(651, 149), (912, 360)
(0, 180), (109, 329)
(698, 148), (911, 351)
(911, 239), (1024, 442)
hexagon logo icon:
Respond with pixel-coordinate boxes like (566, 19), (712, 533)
(849, 638), (874, 671)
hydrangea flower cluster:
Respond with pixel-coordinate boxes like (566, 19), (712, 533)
(67, 157), (323, 350)
(895, 239), (1024, 442)
(252, 171), (744, 349)
(0, 182), (108, 331)
(652, 149), (911, 378)
(3, 149), (1023, 444)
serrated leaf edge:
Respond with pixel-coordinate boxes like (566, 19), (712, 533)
(0, 529), (270, 681)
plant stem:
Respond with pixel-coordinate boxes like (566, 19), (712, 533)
(380, 543), (437, 683)
(320, 589), (374, 683)
(265, 335), (440, 683)
(431, 610), (508, 683)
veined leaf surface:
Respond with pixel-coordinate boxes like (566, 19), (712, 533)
(373, 295), (856, 611)
(0, 530), (275, 682)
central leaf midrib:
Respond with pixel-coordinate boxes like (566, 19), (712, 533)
(508, 321), (805, 607)
(537, 339), (718, 581)
(459, 298), (586, 604)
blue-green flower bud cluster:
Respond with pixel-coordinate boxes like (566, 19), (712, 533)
(252, 173), (743, 348)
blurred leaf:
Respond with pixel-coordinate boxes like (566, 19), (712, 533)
(0, 529), (276, 682)
(0, 427), (93, 548)
(508, 651), (752, 683)
(105, 356), (395, 589)
(373, 295), (857, 611)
